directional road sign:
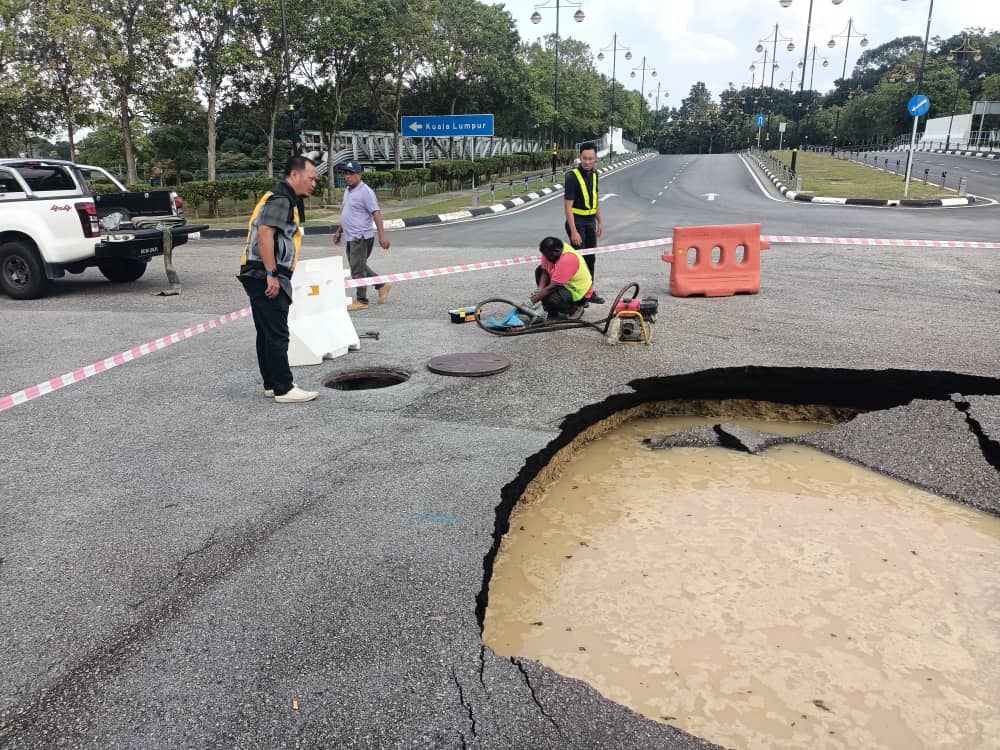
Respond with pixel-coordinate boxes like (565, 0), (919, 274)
(755, 114), (766, 128)
(907, 94), (930, 118)
(401, 114), (494, 137)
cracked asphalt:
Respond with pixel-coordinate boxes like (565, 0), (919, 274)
(1, 154), (998, 749)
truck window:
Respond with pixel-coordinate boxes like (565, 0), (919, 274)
(13, 165), (77, 192)
(0, 168), (26, 199)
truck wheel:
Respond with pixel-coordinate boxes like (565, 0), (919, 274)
(98, 259), (148, 283)
(0, 240), (51, 299)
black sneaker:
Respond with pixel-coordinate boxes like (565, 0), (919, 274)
(588, 293), (606, 305)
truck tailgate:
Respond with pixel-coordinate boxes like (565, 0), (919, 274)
(95, 224), (210, 260)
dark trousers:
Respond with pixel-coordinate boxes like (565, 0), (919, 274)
(346, 237), (385, 302)
(240, 277), (293, 396)
(564, 220), (598, 282)
(535, 266), (577, 316)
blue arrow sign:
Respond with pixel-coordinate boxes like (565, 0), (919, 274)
(755, 114), (766, 128)
(907, 94), (930, 118)
(401, 114), (494, 137)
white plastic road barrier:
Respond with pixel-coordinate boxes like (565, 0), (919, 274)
(287, 256), (360, 366)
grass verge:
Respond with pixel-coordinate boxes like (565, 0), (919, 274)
(201, 165), (574, 228)
(768, 150), (952, 200)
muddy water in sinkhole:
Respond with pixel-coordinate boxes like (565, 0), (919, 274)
(483, 415), (1000, 750)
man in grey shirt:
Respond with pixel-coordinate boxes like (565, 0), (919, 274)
(333, 160), (391, 311)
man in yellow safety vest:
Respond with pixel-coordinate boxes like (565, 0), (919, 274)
(563, 141), (604, 304)
(530, 236), (595, 320)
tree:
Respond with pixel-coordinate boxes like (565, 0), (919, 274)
(175, 0), (251, 180)
(413, 0), (530, 130)
(77, 119), (154, 177)
(982, 73), (1000, 101)
(237, 0), (308, 178)
(0, 0), (56, 156)
(301, 0), (384, 203)
(87, 0), (178, 183)
(148, 71), (207, 184)
(25, 0), (99, 161)
(366, 0), (434, 170)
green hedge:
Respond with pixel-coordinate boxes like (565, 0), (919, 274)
(169, 150), (583, 216)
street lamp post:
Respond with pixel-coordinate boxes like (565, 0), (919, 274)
(756, 24), (793, 137)
(531, 0), (585, 171)
(597, 34), (631, 157)
(779, 0), (845, 94)
(900, 0), (934, 92)
(945, 37), (982, 150)
(808, 45), (830, 90)
(279, 0), (296, 155)
(828, 19), (868, 154)
(630, 57), (656, 149)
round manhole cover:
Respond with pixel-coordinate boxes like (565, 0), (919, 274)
(324, 368), (410, 391)
(427, 352), (511, 377)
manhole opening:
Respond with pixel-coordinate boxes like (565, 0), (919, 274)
(323, 368), (410, 391)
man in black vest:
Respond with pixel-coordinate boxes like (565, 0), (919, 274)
(563, 141), (605, 304)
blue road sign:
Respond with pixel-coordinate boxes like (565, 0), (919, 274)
(907, 94), (930, 118)
(401, 114), (494, 137)
(755, 114), (766, 128)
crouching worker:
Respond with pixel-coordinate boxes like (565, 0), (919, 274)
(531, 236), (594, 320)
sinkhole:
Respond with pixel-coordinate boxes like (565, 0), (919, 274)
(480, 372), (1000, 750)
(323, 368), (410, 391)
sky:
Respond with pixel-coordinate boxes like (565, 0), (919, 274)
(489, 0), (1000, 107)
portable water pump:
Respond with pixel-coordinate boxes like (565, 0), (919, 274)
(613, 295), (658, 344)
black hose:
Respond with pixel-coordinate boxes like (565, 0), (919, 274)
(474, 282), (641, 337)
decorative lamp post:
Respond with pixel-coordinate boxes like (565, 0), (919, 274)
(900, 0), (934, 92)
(630, 57), (656, 148)
(828, 18), (869, 86)
(279, 0), (296, 154)
(779, 0), (845, 95)
(531, 0), (585, 168)
(945, 37), (982, 150)
(597, 34), (631, 156)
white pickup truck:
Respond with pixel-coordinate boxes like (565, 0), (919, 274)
(0, 158), (206, 299)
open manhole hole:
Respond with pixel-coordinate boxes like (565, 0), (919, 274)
(323, 368), (410, 391)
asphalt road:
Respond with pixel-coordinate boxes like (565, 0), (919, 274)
(1, 154), (998, 750)
(402, 153), (1000, 249)
(853, 148), (1000, 201)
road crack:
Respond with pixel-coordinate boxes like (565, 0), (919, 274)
(511, 658), (561, 735)
(451, 665), (477, 744)
(951, 394), (1000, 471)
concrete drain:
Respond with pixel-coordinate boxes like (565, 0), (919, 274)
(324, 368), (410, 391)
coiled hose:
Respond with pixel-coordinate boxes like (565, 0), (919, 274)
(474, 282), (641, 337)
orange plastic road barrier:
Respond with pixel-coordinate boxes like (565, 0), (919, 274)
(661, 224), (771, 297)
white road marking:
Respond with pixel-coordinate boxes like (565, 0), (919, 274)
(703, 193), (719, 201)
(657, 191), (663, 196)
(651, 199), (657, 204)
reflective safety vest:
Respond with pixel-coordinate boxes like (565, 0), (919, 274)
(570, 167), (598, 216)
(560, 243), (593, 302)
(241, 186), (302, 272)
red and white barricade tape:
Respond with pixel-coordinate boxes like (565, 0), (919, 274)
(3, 233), (998, 413)
(764, 235), (1000, 249)
(0, 309), (251, 413)
(342, 236), (674, 288)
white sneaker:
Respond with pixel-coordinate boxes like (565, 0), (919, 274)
(264, 383), (297, 398)
(274, 385), (318, 403)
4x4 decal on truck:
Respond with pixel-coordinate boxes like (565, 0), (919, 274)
(49, 204), (72, 212)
